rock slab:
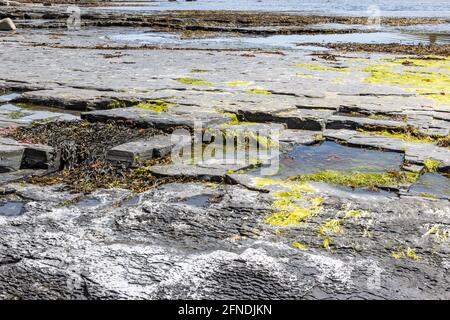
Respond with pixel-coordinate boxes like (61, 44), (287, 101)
(0, 18), (16, 31)
(106, 134), (175, 167)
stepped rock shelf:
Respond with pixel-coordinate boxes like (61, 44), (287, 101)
(0, 2), (449, 300)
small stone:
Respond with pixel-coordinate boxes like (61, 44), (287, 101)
(107, 135), (177, 167)
(0, 144), (24, 172)
(0, 18), (16, 31)
(22, 144), (60, 171)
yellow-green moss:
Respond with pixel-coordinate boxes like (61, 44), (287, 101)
(135, 100), (172, 113)
(290, 170), (419, 188)
(248, 88), (272, 95)
(176, 77), (213, 86)
(391, 247), (420, 260)
(424, 158), (440, 172)
(226, 81), (251, 86)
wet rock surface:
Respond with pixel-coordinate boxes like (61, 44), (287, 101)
(0, 4), (449, 300)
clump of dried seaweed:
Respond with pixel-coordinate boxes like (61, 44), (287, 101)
(11, 120), (190, 193)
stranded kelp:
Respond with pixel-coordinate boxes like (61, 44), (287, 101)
(10, 121), (188, 193)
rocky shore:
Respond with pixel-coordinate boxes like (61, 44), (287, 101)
(0, 2), (449, 299)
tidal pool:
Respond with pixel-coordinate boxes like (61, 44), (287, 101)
(107, 30), (449, 50)
(250, 140), (404, 179)
(178, 194), (212, 207)
(76, 198), (102, 208)
(0, 201), (25, 217)
(409, 173), (450, 200)
(0, 93), (20, 103)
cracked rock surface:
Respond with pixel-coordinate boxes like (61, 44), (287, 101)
(0, 4), (449, 300)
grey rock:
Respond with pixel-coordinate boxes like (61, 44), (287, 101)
(0, 143), (24, 172)
(0, 18), (16, 31)
(82, 107), (230, 130)
(21, 143), (60, 171)
(279, 129), (322, 145)
(326, 115), (406, 131)
(238, 109), (331, 130)
(149, 164), (229, 182)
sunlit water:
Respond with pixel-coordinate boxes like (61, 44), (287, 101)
(98, 0), (450, 18)
(106, 30), (450, 49)
(409, 173), (450, 200)
(249, 140), (404, 179)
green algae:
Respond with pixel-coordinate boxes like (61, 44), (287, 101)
(291, 241), (308, 250)
(220, 112), (242, 125)
(424, 224), (449, 242)
(319, 218), (342, 236)
(296, 73), (316, 79)
(290, 170), (419, 188)
(226, 81), (251, 86)
(8, 111), (24, 119)
(176, 77), (213, 86)
(190, 69), (210, 73)
(247, 88), (272, 95)
(255, 177), (322, 227)
(107, 99), (129, 109)
(343, 209), (365, 220)
(363, 57), (450, 104)
(135, 100), (173, 113)
(356, 127), (447, 144)
(265, 201), (321, 226)
(317, 208), (368, 251)
(391, 247), (420, 260)
(423, 158), (440, 172)
(292, 63), (350, 72)
(386, 57), (450, 68)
